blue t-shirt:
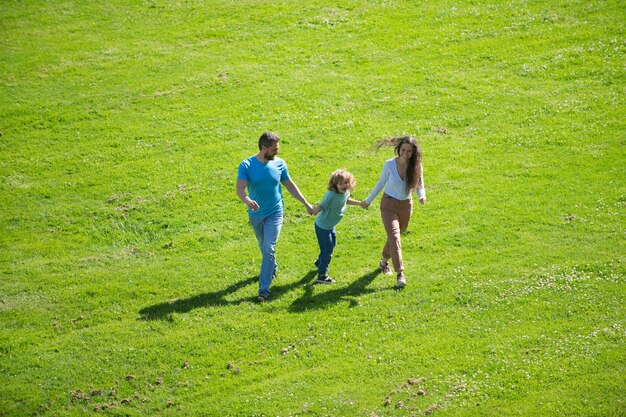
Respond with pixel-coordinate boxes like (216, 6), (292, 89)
(314, 191), (350, 230)
(237, 155), (290, 217)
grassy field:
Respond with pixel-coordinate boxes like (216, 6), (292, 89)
(1, 0), (625, 416)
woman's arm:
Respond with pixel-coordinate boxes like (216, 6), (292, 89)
(363, 162), (391, 206)
(415, 163), (426, 204)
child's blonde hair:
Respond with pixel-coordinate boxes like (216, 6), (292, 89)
(327, 169), (356, 193)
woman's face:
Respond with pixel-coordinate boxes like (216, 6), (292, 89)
(399, 143), (414, 160)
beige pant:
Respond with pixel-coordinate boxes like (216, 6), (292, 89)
(380, 194), (413, 273)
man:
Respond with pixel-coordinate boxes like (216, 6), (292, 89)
(236, 132), (314, 302)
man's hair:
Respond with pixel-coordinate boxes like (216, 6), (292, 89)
(258, 131), (280, 150)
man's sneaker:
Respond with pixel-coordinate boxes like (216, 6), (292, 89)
(396, 272), (407, 288)
(379, 259), (392, 275)
(315, 275), (335, 284)
(258, 293), (269, 302)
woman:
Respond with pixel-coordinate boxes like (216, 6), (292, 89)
(361, 136), (426, 288)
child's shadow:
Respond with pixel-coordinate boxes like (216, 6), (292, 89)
(139, 271), (317, 321)
(288, 269), (383, 313)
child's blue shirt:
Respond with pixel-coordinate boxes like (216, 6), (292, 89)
(314, 191), (350, 230)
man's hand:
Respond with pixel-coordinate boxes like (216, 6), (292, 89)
(244, 197), (260, 211)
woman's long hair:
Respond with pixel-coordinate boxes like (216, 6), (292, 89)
(375, 136), (422, 192)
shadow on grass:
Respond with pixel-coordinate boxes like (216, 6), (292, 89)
(139, 271), (317, 320)
(288, 269), (383, 313)
(270, 271), (317, 301)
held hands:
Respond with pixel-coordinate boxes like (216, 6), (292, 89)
(305, 203), (317, 216)
(306, 200), (373, 215)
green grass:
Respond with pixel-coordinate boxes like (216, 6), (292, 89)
(1, 0), (624, 416)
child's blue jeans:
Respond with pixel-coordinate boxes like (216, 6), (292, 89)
(315, 223), (336, 277)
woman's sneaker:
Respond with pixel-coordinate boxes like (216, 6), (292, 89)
(379, 259), (392, 275)
(315, 275), (335, 284)
(396, 272), (407, 288)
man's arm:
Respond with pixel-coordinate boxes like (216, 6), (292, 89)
(236, 179), (259, 211)
(282, 179), (313, 214)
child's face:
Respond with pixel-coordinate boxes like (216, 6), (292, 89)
(337, 179), (350, 194)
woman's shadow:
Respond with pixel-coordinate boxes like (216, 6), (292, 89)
(138, 271), (318, 321)
(288, 269), (384, 313)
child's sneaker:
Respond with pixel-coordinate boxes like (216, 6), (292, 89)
(315, 275), (335, 284)
(396, 272), (407, 288)
(379, 259), (392, 275)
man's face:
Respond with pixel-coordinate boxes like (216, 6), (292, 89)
(263, 142), (279, 160)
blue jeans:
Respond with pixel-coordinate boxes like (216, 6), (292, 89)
(249, 211), (283, 297)
(315, 223), (336, 277)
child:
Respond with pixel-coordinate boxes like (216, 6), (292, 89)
(311, 169), (364, 283)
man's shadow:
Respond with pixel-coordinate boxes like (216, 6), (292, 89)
(139, 271), (317, 321)
(288, 269), (384, 313)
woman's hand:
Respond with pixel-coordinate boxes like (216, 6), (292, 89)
(418, 197), (426, 205)
(360, 201), (370, 209)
